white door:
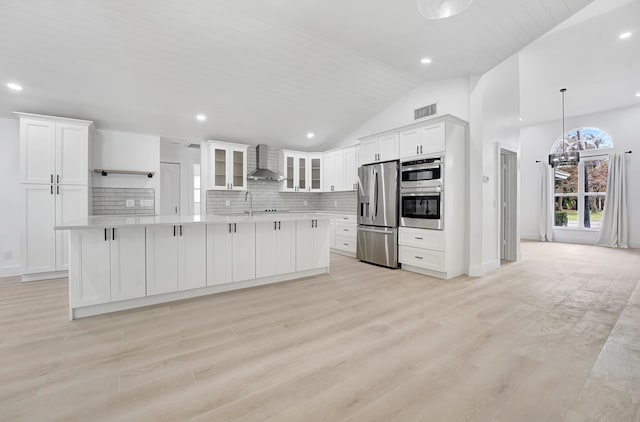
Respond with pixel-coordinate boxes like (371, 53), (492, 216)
(229, 147), (247, 191)
(160, 162), (180, 215)
(178, 224), (207, 291)
(232, 222), (255, 282)
(421, 123), (445, 155)
(207, 224), (233, 285)
(211, 146), (229, 190)
(296, 219), (315, 272)
(55, 185), (88, 270)
(332, 152), (345, 191)
(323, 152), (336, 192)
(146, 225), (178, 295)
(110, 226), (146, 302)
(378, 133), (399, 161)
(359, 139), (378, 165)
(344, 147), (358, 191)
(276, 220), (296, 275)
(400, 128), (421, 158)
(69, 229), (110, 307)
(315, 219), (330, 268)
(19, 119), (55, 184)
(21, 184), (56, 274)
(56, 123), (88, 185)
(255, 221), (278, 278)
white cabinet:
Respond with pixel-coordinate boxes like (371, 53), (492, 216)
(17, 113), (92, 279)
(147, 224), (207, 295)
(19, 117), (90, 185)
(207, 222), (255, 285)
(359, 133), (399, 165)
(330, 215), (357, 255)
(281, 150), (323, 192)
(398, 227), (445, 272)
(209, 141), (248, 191)
(296, 219), (329, 272)
(399, 123), (445, 159)
(255, 220), (296, 278)
(69, 226), (146, 307)
(323, 146), (359, 192)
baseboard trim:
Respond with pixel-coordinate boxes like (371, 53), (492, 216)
(21, 270), (68, 282)
(483, 259), (499, 273)
(71, 267), (329, 319)
(330, 248), (356, 258)
(520, 233), (539, 241)
(0, 266), (21, 278)
(468, 265), (485, 277)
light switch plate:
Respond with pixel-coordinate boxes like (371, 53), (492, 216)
(125, 199), (135, 208)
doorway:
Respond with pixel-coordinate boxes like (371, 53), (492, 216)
(500, 149), (518, 261)
(160, 162), (180, 215)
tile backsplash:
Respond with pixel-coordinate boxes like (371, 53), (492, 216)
(92, 187), (155, 215)
(207, 145), (357, 214)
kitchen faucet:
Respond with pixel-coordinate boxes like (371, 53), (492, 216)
(245, 191), (253, 217)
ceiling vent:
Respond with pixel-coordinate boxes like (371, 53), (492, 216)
(187, 143), (200, 149)
(414, 103), (437, 120)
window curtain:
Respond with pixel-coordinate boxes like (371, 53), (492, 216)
(538, 162), (553, 242)
(595, 153), (628, 248)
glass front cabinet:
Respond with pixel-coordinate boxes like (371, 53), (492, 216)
(281, 150), (323, 192)
(209, 141), (248, 191)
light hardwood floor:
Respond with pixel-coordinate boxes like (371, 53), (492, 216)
(1, 241), (639, 421)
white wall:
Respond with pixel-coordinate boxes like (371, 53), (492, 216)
(92, 130), (161, 211)
(335, 77), (470, 146)
(521, 105), (640, 247)
(0, 118), (21, 276)
(468, 55), (521, 275)
(160, 141), (201, 215)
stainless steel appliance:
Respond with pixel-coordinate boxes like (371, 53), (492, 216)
(357, 161), (399, 268)
(400, 156), (444, 230)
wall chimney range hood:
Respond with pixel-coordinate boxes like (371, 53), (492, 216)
(248, 144), (285, 181)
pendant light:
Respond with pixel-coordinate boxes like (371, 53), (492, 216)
(417, 0), (474, 19)
(548, 88), (580, 167)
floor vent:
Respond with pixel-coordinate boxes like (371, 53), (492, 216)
(414, 103), (437, 120)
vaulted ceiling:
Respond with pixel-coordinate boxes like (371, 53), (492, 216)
(0, 0), (593, 150)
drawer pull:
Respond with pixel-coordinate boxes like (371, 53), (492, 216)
(414, 256), (424, 260)
(414, 236), (423, 240)
(343, 229), (349, 231)
(343, 243), (349, 246)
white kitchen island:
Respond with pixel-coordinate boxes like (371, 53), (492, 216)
(55, 213), (333, 319)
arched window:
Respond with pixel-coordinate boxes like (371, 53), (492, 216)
(552, 128), (613, 230)
(551, 127), (613, 153)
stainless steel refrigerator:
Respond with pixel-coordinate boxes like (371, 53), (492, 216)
(357, 160), (399, 268)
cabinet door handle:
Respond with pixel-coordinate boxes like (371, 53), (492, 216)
(173, 225), (176, 237)
(180, 225), (183, 236)
(228, 223), (232, 233)
(50, 185), (53, 195)
(112, 228), (116, 240)
(274, 221), (277, 230)
(50, 174), (53, 183)
(278, 221), (281, 230)
(104, 228), (108, 242)
(417, 146), (419, 155)
(420, 145), (423, 154)
(415, 236), (423, 240)
(415, 256), (424, 260)
(234, 223), (237, 233)
(56, 185), (59, 195)
(56, 174), (59, 183)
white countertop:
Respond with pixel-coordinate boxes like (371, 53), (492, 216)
(55, 212), (350, 230)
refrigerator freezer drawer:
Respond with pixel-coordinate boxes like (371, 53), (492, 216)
(357, 226), (398, 268)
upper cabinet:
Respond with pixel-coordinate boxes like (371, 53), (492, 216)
(18, 114), (92, 185)
(209, 141), (248, 191)
(281, 150), (323, 192)
(399, 122), (445, 159)
(324, 145), (359, 192)
(359, 133), (399, 165)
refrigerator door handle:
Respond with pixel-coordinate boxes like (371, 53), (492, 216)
(373, 170), (379, 218)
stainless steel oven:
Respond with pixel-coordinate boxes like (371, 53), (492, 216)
(400, 156), (443, 189)
(400, 188), (444, 230)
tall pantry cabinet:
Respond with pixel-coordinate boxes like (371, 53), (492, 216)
(17, 113), (93, 281)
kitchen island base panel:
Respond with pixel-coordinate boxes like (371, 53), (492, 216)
(70, 267), (328, 319)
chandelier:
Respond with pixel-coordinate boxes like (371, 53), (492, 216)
(548, 88), (580, 167)
(417, 0), (474, 19)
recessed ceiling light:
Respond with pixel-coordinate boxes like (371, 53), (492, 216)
(306, 132), (315, 139)
(619, 32), (632, 40)
(518, 117), (523, 121)
(7, 82), (22, 91)
(196, 114), (206, 121)
(420, 57), (433, 65)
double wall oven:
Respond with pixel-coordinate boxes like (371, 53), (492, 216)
(400, 155), (444, 230)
